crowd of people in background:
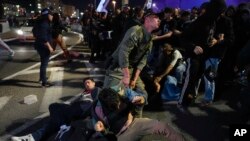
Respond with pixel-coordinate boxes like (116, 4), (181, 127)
(80, 0), (250, 121)
(9, 0), (250, 140)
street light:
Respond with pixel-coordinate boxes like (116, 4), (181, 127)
(112, 0), (116, 12)
(152, 3), (156, 7)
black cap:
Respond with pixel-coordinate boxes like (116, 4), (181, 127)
(207, 0), (227, 14)
(41, 8), (52, 15)
(144, 9), (158, 18)
(200, 2), (210, 10)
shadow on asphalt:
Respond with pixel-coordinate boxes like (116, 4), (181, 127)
(143, 83), (243, 141)
(0, 79), (43, 88)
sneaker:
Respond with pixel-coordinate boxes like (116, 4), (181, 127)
(38, 77), (48, 84)
(200, 100), (212, 107)
(9, 51), (15, 57)
(89, 59), (96, 64)
(7, 51), (14, 60)
(67, 59), (72, 63)
(11, 134), (35, 141)
(177, 103), (188, 114)
(42, 82), (54, 87)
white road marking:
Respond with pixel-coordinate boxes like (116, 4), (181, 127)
(0, 93), (82, 141)
(0, 44), (75, 82)
(20, 65), (67, 75)
(12, 50), (38, 53)
(0, 96), (12, 111)
(39, 67), (64, 112)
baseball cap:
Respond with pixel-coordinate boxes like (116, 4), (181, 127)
(41, 8), (52, 15)
(144, 10), (159, 18)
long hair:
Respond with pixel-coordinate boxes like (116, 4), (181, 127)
(52, 13), (60, 23)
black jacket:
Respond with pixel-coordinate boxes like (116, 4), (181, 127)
(208, 15), (234, 59)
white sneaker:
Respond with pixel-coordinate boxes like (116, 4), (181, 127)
(9, 51), (15, 57)
(11, 134), (35, 141)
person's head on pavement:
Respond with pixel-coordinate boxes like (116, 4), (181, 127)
(83, 77), (96, 91)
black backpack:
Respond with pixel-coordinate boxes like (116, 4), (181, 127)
(54, 119), (95, 141)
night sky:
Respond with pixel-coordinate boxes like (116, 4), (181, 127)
(61, 0), (248, 10)
(61, 0), (147, 10)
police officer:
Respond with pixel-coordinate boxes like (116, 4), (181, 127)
(33, 8), (54, 87)
(104, 11), (160, 117)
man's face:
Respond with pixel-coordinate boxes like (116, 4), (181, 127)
(84, 80), (95, 90)
(164, 12), (172, 19)
(163, 48), (172, 55)
(145, 15), (161, 30)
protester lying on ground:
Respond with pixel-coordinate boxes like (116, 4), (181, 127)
(83, 88), (185, 141)
(11, 77), (100, 141)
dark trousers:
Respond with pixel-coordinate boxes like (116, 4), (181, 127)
(32, 102), (91, 141)
(178, 58), (205, 106)
(36, 45), (50, 85)
(118, 118), (185, 141)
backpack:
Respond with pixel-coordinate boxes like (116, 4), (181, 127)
(54, 105), (117, 141)
(54, 119), (95, 141)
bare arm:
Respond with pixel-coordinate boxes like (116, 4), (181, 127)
(153, 31), (173, 41)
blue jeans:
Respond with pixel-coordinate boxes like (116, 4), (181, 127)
(36, 45), (50, 85)
(161, 76), (181, 101)
(175, 62), (186, 84)
(203, 58), (220, 102)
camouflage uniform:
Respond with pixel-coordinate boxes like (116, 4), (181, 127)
(104, 25), (153, 117)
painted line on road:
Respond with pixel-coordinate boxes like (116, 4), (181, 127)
(39, 67), (64, 112)
(0, 31), (83, 82)
(17, 66), (66, 75)
(0, 48), (70, 82)
(0, 96), (13, 111)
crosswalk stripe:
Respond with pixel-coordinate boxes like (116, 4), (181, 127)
(39, 67), (64, 112)
(0, 96), (12, 111)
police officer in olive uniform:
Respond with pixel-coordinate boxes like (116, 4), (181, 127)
(104, 12), (161, 117)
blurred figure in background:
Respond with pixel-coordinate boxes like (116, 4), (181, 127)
(0, 37), (14, 59)
(32, 8), (54, 87)
(51, 13), (71, 62)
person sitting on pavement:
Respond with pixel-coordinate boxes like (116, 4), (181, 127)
(153, 43), (186, 93)
(11, 77), (101, 141)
